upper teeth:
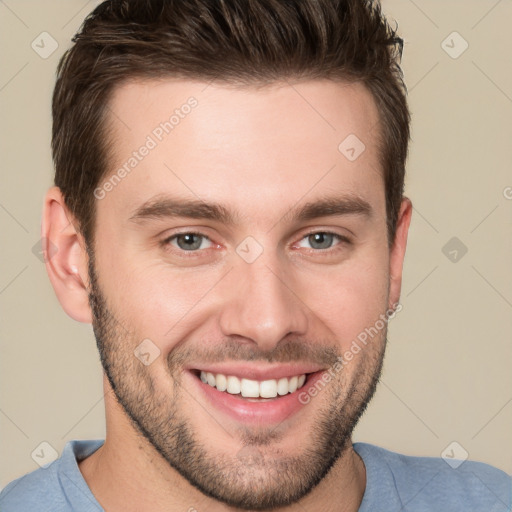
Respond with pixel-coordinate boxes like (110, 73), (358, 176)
(199, 371), (307, 398)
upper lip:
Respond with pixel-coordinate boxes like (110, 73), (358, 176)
(186, 363), (326, 382)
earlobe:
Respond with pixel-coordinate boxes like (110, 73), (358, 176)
(388, 197), (413, 309)
(42, 186), (93, 323)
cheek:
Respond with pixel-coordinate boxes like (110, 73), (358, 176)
(297, 249), (390, 347)
(98, 254), (222, 344)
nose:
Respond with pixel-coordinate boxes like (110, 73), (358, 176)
(218, 255), (309, 352)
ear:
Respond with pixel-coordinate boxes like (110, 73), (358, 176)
(388, 197), (413, 310)
(42, 186), (92, 323)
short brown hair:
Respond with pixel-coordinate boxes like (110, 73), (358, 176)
(52, 0), (409, 245)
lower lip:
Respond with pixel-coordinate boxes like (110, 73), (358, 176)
(186, 369), (326, 425)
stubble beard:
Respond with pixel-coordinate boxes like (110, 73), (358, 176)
(87, 252), (386, 510)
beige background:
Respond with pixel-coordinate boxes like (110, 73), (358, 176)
(1, 0), (511, 490)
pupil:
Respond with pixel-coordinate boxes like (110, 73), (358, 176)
(178, 234), (201, 250)
(310, 233), (332, 249)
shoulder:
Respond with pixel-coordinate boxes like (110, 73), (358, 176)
(0, 439), (104, 512)
(0, 459), (65, 511)
(354, 442), (512, 511)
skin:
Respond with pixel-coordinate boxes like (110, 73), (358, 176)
(43, 78), (412, 512)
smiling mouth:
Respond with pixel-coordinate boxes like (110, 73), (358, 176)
(189, 369), (318, 401)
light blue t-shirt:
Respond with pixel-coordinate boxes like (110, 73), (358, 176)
(1, 439), (510, 511)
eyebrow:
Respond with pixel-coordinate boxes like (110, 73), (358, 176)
(128, 193), (372, 225)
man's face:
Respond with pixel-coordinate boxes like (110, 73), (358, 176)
(88, 78), (397, 509)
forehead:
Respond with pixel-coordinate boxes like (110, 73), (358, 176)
(101, 77), (384, 225)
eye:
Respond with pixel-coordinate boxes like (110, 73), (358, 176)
(160, 230), (350, 258)
(296, 231), (349, 251)
(164, 232), (213, 252)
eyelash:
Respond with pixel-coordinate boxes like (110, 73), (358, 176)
(160, 230), (352, 258)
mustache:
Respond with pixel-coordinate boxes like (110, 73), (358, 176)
(167, 337), (341, 371)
